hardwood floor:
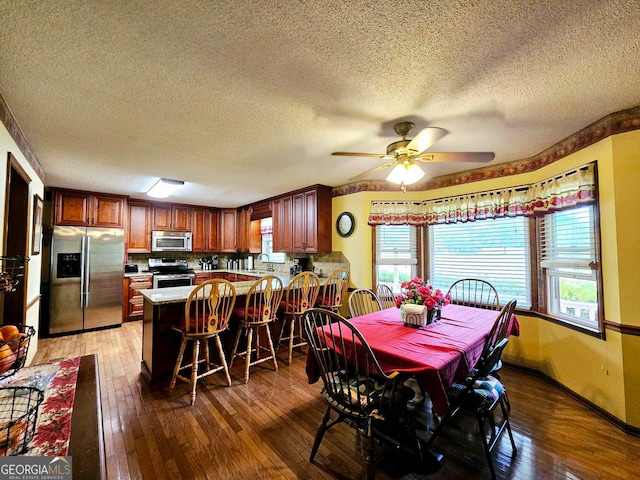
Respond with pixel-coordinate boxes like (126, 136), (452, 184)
(33, 321), (640, 479)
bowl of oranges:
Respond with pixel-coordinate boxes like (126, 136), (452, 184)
(0, 325), (34, 380)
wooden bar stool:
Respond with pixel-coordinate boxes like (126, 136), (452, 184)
(169, 279), (236, 405)
(230, 276), (284, 383)
(315, 269), (350, 313)
(277, 271), (320, 365)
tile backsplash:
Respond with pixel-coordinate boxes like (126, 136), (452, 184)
(127, 251), (349, 277)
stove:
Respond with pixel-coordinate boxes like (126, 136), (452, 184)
(148, 258), (195, 289)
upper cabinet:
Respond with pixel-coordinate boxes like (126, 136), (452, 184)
(273, 185), (332, 254)
(152, 204), (190, 232)
(219, 209), (237, 252)
(206, 209), (220, 252)
(236, 207), (261, 253)
(127, 200), (152, 253)
(192, 208), (221, 253)
(190, 207), (208, 252)
(272, 195), (293, 252)
(54, 189), (126, 228)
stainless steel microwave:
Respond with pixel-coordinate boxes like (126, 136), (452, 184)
(151, 231), (192, 252)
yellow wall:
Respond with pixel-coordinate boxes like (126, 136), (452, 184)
(332, 130), (640, 428)
(0, 122), (44, 365)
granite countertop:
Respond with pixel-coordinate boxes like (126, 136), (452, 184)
(139, 271), (327, 305)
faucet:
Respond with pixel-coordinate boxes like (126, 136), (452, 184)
(257, 253), (273, 272)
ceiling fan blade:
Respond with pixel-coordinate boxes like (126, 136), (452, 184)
(349, 161), (396, 181)
(417, 152), (495, 163)
(332, 152), (385, 158)
(406, 127), (447, 154)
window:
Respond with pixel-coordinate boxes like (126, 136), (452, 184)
(260, 218), (285, 263)
(540, 205), (599, 331)
(375, 225), (418, 294)
(428, 217), (531, 308)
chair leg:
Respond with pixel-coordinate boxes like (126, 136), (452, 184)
(170, 336), (188, 392)
(215, 335), (232, 387)
(230, 326), (244, 368)
(265, 325), (278, 372)
(288, 316), (296, 365)
(500, 398), (517, 453)
(203, 338), (211, 371)
(477, 414), (497, 480)
(310, 405), (331, 461)
(365, 417), (376, 480)
(244, 328), (253, 384)
(190, 339), (200, 405)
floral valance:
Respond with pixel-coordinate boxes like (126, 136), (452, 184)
(368, 163), (597, 226)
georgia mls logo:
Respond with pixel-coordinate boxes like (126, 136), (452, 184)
(0, 455), (72, 479)
(48, 456), (72, 474)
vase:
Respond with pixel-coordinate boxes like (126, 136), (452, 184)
(426, 307), (440, 325)
(401, 304), (427, 327)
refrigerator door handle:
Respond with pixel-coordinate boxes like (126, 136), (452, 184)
(80, 234), (87, 308)
(85, 235), (91, 307)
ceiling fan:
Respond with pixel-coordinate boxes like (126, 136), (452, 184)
(332, 121), (495, 190)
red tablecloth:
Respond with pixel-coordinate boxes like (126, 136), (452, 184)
(306, 305), (519, 416)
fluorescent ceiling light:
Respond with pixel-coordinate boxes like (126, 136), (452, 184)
(146, 178), (184, 198)
(386, 161), (425, 186)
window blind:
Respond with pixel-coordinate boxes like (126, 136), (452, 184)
(376, 225), (417, 265)
(429, 216), (531, 307)
(540, 206), (596, 271)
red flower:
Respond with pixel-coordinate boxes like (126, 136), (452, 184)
(395, 278), (448, 310)
(424, 297), (437, 309)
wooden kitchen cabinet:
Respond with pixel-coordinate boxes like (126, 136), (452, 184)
(152, 204), (191, 232)
(236, 207), (251, 252)
(54, 189), (126, 228)
(272, 195), (293, 252)
(273, 185), (332, 253)
(194, 272), (213, 285)
(220, 209), (237, 252)
(207, 209), (220, 252)
(127, 200), (152, 253)
(191, 207), (208, 252)
(124, 274), (153, 321)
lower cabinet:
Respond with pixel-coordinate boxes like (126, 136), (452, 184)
(194, 272), (213, 285)
(124, 275), (153, 321)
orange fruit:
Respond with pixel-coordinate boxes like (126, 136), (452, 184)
(0, 344), (13, 360)
(5, 333), (27, 352)
(0, 325), (18, 340)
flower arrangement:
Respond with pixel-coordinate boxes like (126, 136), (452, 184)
(395, 277), (451, 311)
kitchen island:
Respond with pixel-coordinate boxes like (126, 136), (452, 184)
(139, 272), (326, 389)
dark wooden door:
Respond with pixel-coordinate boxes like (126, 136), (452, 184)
(171, 206), (191, 232)
(152, 205), (172, 230)
(190, 208), (208, 252)
(92, 194), (124, 228)
(206, 210), (219, 252)
(220, 209), (237, 252)
(54, 190), (89, 226)
(127, 201), (151, 253)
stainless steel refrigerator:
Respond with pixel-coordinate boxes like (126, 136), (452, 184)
(49, 226), (125, 334)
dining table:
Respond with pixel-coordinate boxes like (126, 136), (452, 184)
(306, 304), (519, 417)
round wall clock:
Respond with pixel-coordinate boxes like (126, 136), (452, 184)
(336, 212), (355, 237)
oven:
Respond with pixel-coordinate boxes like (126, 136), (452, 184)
(153, 273), (195, 289)
(148, 257), (195, 289)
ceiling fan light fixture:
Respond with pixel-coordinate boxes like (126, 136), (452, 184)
(147, 178), (184, 198)
(386, 161), (425, 186)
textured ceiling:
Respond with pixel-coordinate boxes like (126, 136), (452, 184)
(1, 1), (639, 207)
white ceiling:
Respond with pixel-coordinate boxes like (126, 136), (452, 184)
(1, 1), (639, 207)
